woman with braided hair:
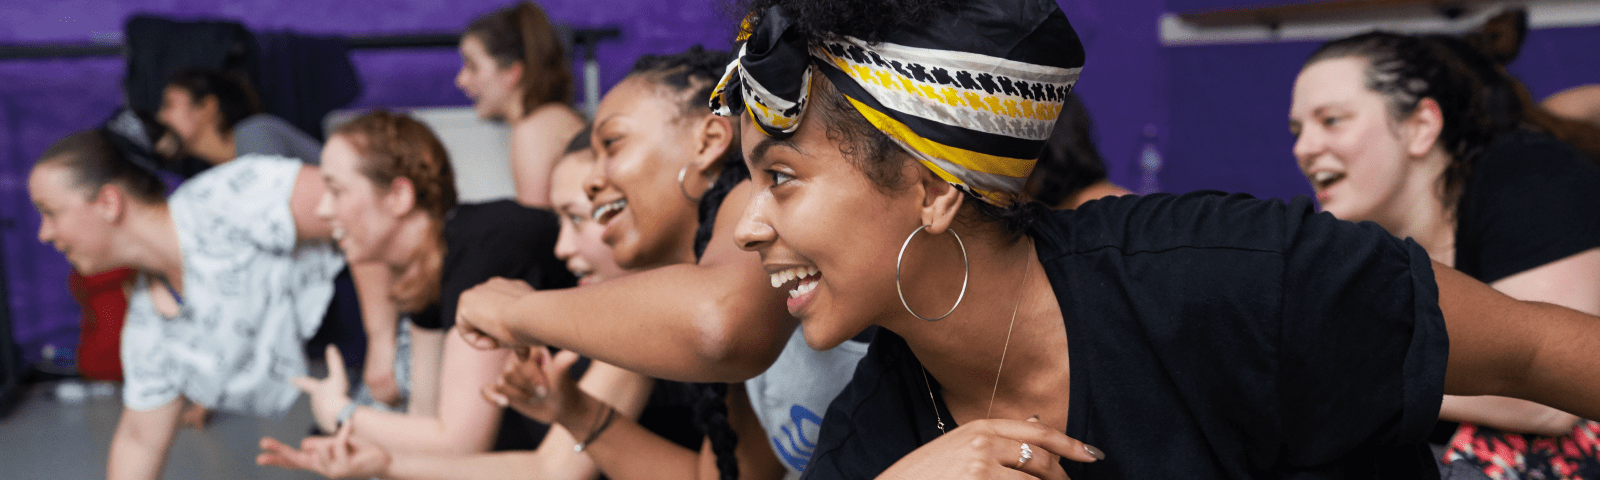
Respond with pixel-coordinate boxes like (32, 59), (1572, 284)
(695, 0), (1600, 478)
(1291, 31), (1600, 478)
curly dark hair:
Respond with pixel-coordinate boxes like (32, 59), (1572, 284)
(1306, 32), (1523, 212)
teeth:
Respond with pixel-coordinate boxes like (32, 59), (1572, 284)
(1310, 171), (1343, 189)
(768, 266), (821, 290)
(591, 199), (628, 222)
(788, 280), (818, 299)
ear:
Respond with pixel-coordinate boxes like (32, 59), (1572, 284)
(92, 183), (126, 224)
(503, 61), (526, 88)
(917, 168), (965, 235)
(384, 177), (419, 216)
(1404, 98), (1446, 158)
(688, 114), (734, 180)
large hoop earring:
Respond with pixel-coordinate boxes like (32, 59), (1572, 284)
(677, 164), (702, 202)
(896, 225), (969, 321)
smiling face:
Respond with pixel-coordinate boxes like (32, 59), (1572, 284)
(552, 150), (627, 285)
(732, 109), (941, 350)
(584, 77), (704, 270)
(316, 135), (408, 265)
(1290, 57), (1419, 223)
(456, 35), (522, 121)
(29, 163), (116, 274)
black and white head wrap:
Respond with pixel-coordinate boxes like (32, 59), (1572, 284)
(711, 0), (1086, 206)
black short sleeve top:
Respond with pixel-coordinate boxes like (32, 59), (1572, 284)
(1454, 130), (1600, 284)
(803, 192), (1450, 479)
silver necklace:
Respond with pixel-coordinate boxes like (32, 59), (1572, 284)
(921, 239), (1032, 434)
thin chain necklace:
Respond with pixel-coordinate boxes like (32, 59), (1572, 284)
(921, 239), (1032, 434)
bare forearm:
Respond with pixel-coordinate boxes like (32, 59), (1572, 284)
(557, 396), (700, 480)
(108, 402), (181, 480)
(409, 328), (444, 417)
(1439, 395), (1581, 437)
(1437, 261), (1600, 420)
(353, 334), (506, 454)
(502, 263), (791, 383)
(349, 405), (498, 455)
(351, 262), (399, 346)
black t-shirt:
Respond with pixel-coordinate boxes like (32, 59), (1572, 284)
(1433, 132), (1600, 464)
(1454, 129), (1600, 284)
(400, 200), (575, 450)
(409, 200), (576, 330)
(803, 192), (1450, 479)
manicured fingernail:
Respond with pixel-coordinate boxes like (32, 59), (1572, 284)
(1084, 444), (1105, 461)
(534, 385), (548, 399)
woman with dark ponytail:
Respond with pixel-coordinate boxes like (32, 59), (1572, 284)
(458, 1), (586, 209)
(29, 119), (344, 480)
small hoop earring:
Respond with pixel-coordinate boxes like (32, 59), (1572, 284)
(677, 164), (702, 202)
(896, 225), (969, 321)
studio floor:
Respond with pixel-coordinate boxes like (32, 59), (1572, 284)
(0, 379), (325, 480)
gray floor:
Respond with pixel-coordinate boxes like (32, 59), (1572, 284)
(0, 379), (326, 480)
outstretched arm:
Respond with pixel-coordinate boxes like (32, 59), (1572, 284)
(1436, 259), (1600, 420)
(1438, 248), (1600, 435)
(457, 182), (794, 383)
(107, 399), (183, 480)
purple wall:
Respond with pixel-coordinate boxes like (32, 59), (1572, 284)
(1160, 24), (1600, 201)
(0, 0), (735, 363)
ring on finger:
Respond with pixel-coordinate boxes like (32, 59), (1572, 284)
(1017, 442), (1034, 469)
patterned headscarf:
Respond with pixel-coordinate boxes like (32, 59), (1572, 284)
(711, 0), (1085, 206)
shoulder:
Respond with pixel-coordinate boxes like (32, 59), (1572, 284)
(1035, 191), (1323, 261)
(448, 200), (557, 228)
(444, 201), (561, 262)
(1473, 131), (1600, 188)
(173, 155), (302, 200)
(514, 104), (585, 135)
(234, 113), (290, 131)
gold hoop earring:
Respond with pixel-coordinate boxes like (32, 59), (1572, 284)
(678, 164), (703, 202)
(896, 225), (969, 321)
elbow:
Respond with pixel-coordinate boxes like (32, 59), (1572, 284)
(689, 305), (785, 383)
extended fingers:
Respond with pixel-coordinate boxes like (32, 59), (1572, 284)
(980, 419), (1103, 464)
(458, 325), (502, 350)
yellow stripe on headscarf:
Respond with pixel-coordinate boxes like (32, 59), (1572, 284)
(844, 97), (1035, 179)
